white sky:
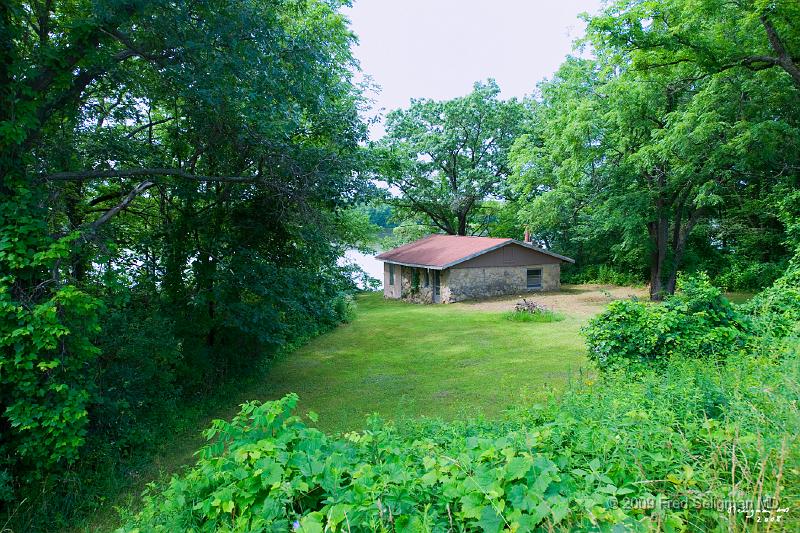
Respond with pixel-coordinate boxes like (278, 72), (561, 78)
(343, 0), (605, 139)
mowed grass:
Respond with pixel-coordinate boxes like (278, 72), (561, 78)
(84, 286), (756, 531)
(254, 292), (588, 432)
(84, 293), (587, 531)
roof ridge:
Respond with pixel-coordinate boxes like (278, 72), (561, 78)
(375, 234), (573, 269)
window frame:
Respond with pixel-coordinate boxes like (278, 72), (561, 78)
(389, 263), (395, 285)
(526, 268), (543, 289)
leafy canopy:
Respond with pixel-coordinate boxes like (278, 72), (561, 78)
(375, 80), (527, 237)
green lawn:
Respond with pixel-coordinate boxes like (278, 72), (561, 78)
(252, 292), (588, 432)
(82, 291), (589, 531)
(85, 286), (759, 531)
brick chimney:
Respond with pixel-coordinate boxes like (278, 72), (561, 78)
(523, 228), (532, 243)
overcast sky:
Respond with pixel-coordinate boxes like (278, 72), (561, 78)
(343, 0), (605, 138)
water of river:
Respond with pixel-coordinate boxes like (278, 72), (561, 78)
(341, 249), (384, 289)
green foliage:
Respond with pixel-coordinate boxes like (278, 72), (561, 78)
(715, 260), (787, 292)
(509, 0), (800, 299)
(1, 0), (372, 527)
(363, 203), (398, 237)
(379, 222), (432, 249)
(121, 347), (799, 531)
(562, 265), (644, 287)
(745, 251), (800, 340)
(502, 310), (564, 323)
(374, 80), (528, 236)
(0, 205), (102, 487)
(332, 293), (357, 324)
(584, 274), (749, 369)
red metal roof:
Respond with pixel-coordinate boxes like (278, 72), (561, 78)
(375, 235), (513, 268)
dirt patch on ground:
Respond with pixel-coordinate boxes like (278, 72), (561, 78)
(452, 284), (648, 318)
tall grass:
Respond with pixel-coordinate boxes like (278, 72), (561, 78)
(502, 309), (565, 322)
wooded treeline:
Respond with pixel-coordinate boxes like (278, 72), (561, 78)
(378, 0), (799, 300)
(1, 0), (799, 529)
(0, 0), (372, 527)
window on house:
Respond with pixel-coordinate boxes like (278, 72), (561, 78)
(423, 269), (429, 287)
(389, 263), (395, 285)
(527, 268), (542, 289)
(433, 270), (441, 296)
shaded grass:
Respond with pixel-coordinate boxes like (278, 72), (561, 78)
(726, 291), (756, 304)
(83, 291), (590, 530)
(72, 367), (279, 532)
(250, 292), (588, 432)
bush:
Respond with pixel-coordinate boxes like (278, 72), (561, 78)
(332, 293), (357, 323)
(583, 273), (749, 370)
(503, 310), (564, 323)
(745, 252), (800, 340)
(120, 350), (799, 532)
(715, 260), (787, 292)
(562, 264), (643, 287)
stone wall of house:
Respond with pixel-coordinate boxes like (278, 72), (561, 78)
(383, 263), (437, 302)
(386, 262), (561, 303)
(443, 263), (560, 303)
(400, 266), (435, 303)
(383, 262), (401, 299)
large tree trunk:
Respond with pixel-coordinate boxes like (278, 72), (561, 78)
(665, 208), (704, 294)
(648, 217), (668, 301)
(647, 181), (669, 301)
(665, 248), (682, 296)
(456, 212), (468, 235)
(761, 16), (800, 91)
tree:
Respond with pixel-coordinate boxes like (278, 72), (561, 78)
(510, 1), (800, 300)
(0, 0), (370, 519)
(374, 80), (527, 236)
(590, 0), (800, 90)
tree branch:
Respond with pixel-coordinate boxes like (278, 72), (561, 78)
(88, 190), (126, 206)
(760, 15), (800, 89)
(125, 116), (175, 138)
(86, 180), (155, 233)
(41, 168), (260, 184)
(24, 2), (138, 95)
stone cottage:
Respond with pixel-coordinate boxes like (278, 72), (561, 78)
(375, 235), (574, 303)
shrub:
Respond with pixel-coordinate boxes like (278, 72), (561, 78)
(583, 273), (749, 370)
(332, 293), (357, 323)
(745, 252), (800, 340)
(715, 260), (787, 292)
(562, 265), (643, 287)
(120, 351), (799, 532)
(503, 310), (564, 323)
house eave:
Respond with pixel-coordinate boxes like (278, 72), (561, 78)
(375, 238), (575, 269)
(512, 240), (575, 263)
(376, 259), (445, 270)
(441, 240), (576, 268)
